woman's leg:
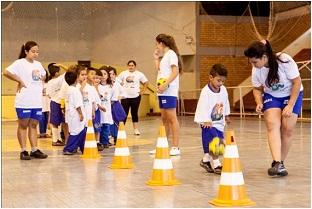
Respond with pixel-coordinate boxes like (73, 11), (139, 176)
(28, 119), (39, 150)
(165, 108), (179, 147)
(281, 113), (298, 161)
(264, 108), (282, 161)
(130, 96), (141, 130)
(17, 118), (30, 150)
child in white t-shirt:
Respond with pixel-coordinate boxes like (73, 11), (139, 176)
(118, 60), (148, 135)
(194, 64), (230, 175)
(38, 69), (51, 138)
(3, 41), (48, 160)
(99, 66), (114, 147)
(63, 68), (87, 155)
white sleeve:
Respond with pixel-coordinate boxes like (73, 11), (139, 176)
(251, 68), (262, 88)
(224, 89), (230, 116)
(111, 83), (119, 101)
(139, 72), (148, 83)
(282, 54), (300, 80)
(39, 63), (46, 77)
(169, 51), (178, 67)
(117, 71), (125, 82)
(6, 60), (20, 75)
(194, 87), (211, 123)
(72, 89), (83, 109)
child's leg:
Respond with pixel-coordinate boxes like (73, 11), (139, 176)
(38, 113), (46, 135)
(28, 119), (39, 151)
(101, 124), (110, 145)
(64, 129), (85, 153)
(78, 128), (87, 153)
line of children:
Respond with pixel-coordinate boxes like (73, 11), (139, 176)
(194, 64), (230, 175)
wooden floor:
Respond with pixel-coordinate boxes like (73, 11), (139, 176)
(2, 117), (311, 208)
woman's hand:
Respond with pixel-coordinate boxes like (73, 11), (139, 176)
(256, 103), (263, 114)
(282, 104), (293, 118)
(153, 49), (160, 60)
(17, 81), (26, 93)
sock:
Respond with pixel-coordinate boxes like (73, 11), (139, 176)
(213, 159), (221, 168)
(57, 126), (62, 141)
(21, 148), (26, 152)
(52, 127), (59, 143)
(203, 153), (212, 162)
(31, 147), (38, 152)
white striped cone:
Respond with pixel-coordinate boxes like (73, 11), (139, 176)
(109, 122), (134, 169)
(209, 129), (255, 207)
(81, 120), (100, 159)
(146, 125), (180, 186)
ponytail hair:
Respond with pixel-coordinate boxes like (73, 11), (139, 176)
(244, 40), (287, 87)
(18, 41), (38, 59)
(156, 34), (183, 73)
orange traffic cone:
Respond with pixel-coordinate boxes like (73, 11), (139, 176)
(109, 122), (134, 169)
(146, 125), (180, 186)
(209, 129), (255, 207)
(81, 120), (100, 159)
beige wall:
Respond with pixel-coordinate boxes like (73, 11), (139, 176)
(90, 2), (196, 87)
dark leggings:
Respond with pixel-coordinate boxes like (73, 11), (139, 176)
(121, 95), (141, 123)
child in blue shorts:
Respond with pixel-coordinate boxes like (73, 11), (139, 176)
(194, 64), (230, 175)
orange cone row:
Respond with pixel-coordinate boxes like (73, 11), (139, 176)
(81, 120), (100, 159)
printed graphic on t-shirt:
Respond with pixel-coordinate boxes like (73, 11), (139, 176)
(211, 103), (224, 121)
(32, 69), (41, 81)
(100, 92), (109, 105)
(124, 75), (136, 89)
(266, 79), (285, 91)
(82, 91), (89, 105)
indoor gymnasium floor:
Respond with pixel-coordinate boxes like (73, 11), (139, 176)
(2, 116), (311, 208)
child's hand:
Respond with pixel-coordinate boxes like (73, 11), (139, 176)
(79, 113), (84, 121)
(157, 84), (167, 94)
(17, 81), (27, 93)
(256, 103), (263, 114)
(201, 122), (212, 128)
(225, 116), (230, 124)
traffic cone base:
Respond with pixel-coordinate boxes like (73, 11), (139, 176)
(209, 130), (255, 207)
(146, 169), (180, 186)
(146, 125), (180, 186)
(82, 121), (100, 159)
(110, 156), (134, 169)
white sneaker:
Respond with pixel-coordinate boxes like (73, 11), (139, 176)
(170, 147), (181, 156)
(149, 149), (156, 154)
(134, 129), (141, 135)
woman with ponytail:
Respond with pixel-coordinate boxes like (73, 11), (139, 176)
(3, 41), (48, 160)
(150, 34), (182, 156)
(244, 40), (303, 177)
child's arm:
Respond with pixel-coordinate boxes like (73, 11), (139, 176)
(97, 104), (106, 112)
(54, 63), (68, 71)
(76, 106), (84, 121)
(154, 49), (160, 70)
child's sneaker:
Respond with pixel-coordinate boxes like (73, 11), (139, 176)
(63, 151), (74, 155)
(268, 161), (288, 177)
(214, 166), (222, 175)
(200, 160), (214, 173)
(97, 143), (104, 151)
(30, 149), (48, 159)
(52, 140), (65, 146)
(149, 149), (156, 154)
(169, 147), (180, 156)
(20, 151), (31, 160)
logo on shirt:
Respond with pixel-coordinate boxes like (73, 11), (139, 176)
(125, 76), (135, 83)
(82, 91), (89, 104)
(266, 79), (284, 91)
(32, 69), (41, 81)
(211, 103), (223, 121)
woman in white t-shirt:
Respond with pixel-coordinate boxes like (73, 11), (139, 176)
(3, 41), (48, 160)
(118, 60), (149, 135)
(151, 34), (183, 156)
(244, 40), (303, 177)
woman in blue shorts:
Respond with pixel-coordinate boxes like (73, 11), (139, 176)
(3, 41), (48, 160)
(244, 40), (303, 177)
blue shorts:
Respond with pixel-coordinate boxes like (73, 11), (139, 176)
(158, 96), (177, 109)
(93, 109), (102, 133)
(16, 108), (42, 121)
(263, 91), (303, 115)
(201, 126), (224, 154)
(50, 100), (65, 126)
